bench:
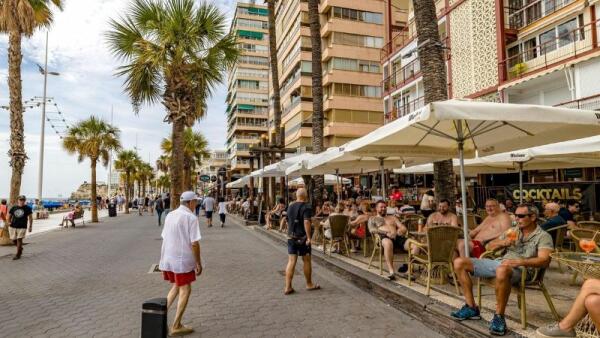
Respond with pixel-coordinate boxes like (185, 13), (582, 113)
(61, 209), (85, 227)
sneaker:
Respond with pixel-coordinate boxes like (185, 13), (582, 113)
(536, 323), (576, 338)
(489, 314), (507, 336)
(450, 304), (481, 321)
(387, 273), (396, 281)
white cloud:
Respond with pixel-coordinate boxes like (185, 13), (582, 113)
(0, 0), (236, 198)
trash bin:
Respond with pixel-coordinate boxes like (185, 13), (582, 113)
(141, 298), (167, 338)
(108, 203), (117, 217)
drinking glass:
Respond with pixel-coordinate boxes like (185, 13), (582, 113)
(506, 228), (518, 242)
(579, 239), (597, 262)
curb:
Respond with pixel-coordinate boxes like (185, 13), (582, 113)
(230, 215), (525, 338)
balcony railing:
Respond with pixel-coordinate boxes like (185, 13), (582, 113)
(499, 21), (598, 83)
(381, 58), (421, 95)
(380, 26), (416, 62)
(282, 96), (302, 117)
(505, 0), (575, 31)
(385, 96), (425, 123)
(554, 93), (600, 110)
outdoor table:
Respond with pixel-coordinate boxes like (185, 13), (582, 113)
(551, 252), (600, 338)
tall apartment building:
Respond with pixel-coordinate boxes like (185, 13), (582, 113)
(226, 2), (270, 177)
(381, 0), (600, 182)
(198, 150), (228, 177)
(272, 0), (396, 149)
(381, 0), (600, 122)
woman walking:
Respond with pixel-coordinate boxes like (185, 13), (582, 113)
(218, 197), (227, 228)
(155, 195), (165, 226)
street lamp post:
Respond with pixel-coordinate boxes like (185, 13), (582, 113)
(37, 30), (60, 202)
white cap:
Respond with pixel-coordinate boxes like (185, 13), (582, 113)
(180, 191), (197, 202)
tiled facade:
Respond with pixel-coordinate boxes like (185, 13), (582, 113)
(271, 0), (392, 150)
(226, 2), (270, 175)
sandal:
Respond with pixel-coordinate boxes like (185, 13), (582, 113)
(306, 284), (321, 291)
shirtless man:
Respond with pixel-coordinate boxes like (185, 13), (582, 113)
(367, 201), (409, 280)
(457, 198), (511, 257)
(426, 199), (459, 227)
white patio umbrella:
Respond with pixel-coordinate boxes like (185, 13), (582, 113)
(249, 152), (314, 178)
(226, 175), (250, 189)
(344, 99), (600, 256)
(289, 175), (351, 186)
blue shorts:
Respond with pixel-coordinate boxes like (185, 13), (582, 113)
(287, 239), (311, 256)
(471, 258), (522, 284)
(206, 211), (213, 219)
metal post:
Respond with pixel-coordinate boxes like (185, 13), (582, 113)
(37, 31), (50, 202)
(335, 168), (340, 203)
(518, 162), (524, 204)
(379, 158), (387, 200)
(108, 106), (114, 198)
(458, 141), (470, 257)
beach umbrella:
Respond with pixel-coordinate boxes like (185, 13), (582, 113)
(289, 174), (351, 186)
(344, 99), (600, 256)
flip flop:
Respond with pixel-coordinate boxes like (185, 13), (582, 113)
(284, 288), (295, 295)
(306, 284), (321, 291)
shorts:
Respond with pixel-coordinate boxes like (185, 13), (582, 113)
(471, 240), (486, 258)
(9, 227), (26, 240)
(162, 270), (196, 286)
(470, 258), (522, 284)
(206, 211), (213, 219)
(380, 234), (408, 251)
(219, 213), (226, 223)
(287, 239), (311, 256)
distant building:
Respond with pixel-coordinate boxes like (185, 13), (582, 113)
(70, 182), (108, 200)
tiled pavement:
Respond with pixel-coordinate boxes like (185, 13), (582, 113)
(0, 212), (445, 338)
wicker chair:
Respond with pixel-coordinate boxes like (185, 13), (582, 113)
(324, 215), (350, 257)
(545, 224), (569, 272)
(367, 233), (384, 275)
(569, 229), (600, 284)
(578, 221), (600, 232)
(464, 213), (480, 230)
(407, 225), (461, 296)
(476, 250), (559, 329)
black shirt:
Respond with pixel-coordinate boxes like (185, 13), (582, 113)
(9, 205), (32, 229)
(559, 207), (574, 223)
(287, 202), (312, 238)
(163, 197), (171, 209)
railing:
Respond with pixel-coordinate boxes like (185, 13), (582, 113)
(385, 96), (424, 123)
(282, 96), (302, 117)
(235, 122), (268, 128)
(280, 69), (301, 96)
(500, 21), (598, 82)
(380, 25), (416, 62)
(505, 0), (575, 31)
(381, 58), (421, 95)
(554, 93), (600, 110)
(236, 71), (269, 79)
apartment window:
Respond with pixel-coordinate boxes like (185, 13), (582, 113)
(539, 16), (580, 54)
(237, 68), (269, 78)
(238, 30), (264, 41)
(237, 18), (268, 30)
(237, 7), (268, 16)
(557, 18), (577, 47)
(300, 61), (312, 73)
(239, 55), (269, 66)
(331, 32), (383, 48)
(332, 83), (382, 98)
(330, 7), (383, 24)
(326, 57), (381, 73)
(239, 43), (268, 53)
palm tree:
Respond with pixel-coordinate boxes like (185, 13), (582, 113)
(62, 116), (121, 223)
(107, 0), (238, 209)
(0, 0), (63, 209)
(114, 150), (140, 214)
(265, 0), (282, 147)
(161, 128), (209, 190)
(135, 161), (154, 196)
(413, 0), (455, 205)
(157, 174), (170, 194)
(307, 0), (324, 208)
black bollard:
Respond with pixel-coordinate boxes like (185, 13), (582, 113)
(141, 298), (167, 338)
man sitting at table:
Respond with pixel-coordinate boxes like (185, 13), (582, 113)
(457, 198), (512, 258)
(541, 202), (566, 232)
(367, 200), (409, 281)
(559, 199), (579, 229)
(398, 199), (416, 215)
(451, 204), (554, 336)
(426, 199), (459, 227)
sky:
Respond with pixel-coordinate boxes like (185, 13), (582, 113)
(0, 0), (238, 198)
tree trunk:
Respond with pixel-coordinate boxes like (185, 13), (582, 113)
(170, 119), (185, 209)
(308, 0), (325, 209)
(183, 161), (192, 191)
(413, 0), (455, 205)
(8, 31), (26, 207)
(267, 0), (283, 147)
(125, 172), (130, 214)
(90, 159), (98, 223)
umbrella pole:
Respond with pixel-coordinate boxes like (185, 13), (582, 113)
(519, 162), (524, 204)
(458, 142), (470, 257)
(335, 169), (340, 204)
(379, 158), (386, 201)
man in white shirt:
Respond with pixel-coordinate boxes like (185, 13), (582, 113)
(202, 194), (216, 227)
(159, 191), (203, 336)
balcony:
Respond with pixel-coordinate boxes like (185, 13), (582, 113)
(499, 21), (599, 83)
(381, 58), (421, 96)
(504, 0), (576, 31)
(282, 96), (302, 117)
(554, 93), (600, 110)
(385, 96), (424, 123)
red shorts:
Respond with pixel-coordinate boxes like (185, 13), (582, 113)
(162, 270), (196, 286)
(471, 240), (485, 258)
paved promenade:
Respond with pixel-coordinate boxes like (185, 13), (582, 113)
(0, 212), (444, 337)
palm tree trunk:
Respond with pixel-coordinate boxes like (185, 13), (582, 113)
(125, 172), (130, 214)
(413, 0), (455, 205)
(308, 0), (325, 209)
(183, 162), (192, 191)
(170, 119), (185, 209)
(267, 0), (283, 147)
(90, 159), (98, 223)
(8, 31), (26, 207)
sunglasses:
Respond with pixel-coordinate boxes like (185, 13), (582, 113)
(515, 214), (530, 219)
